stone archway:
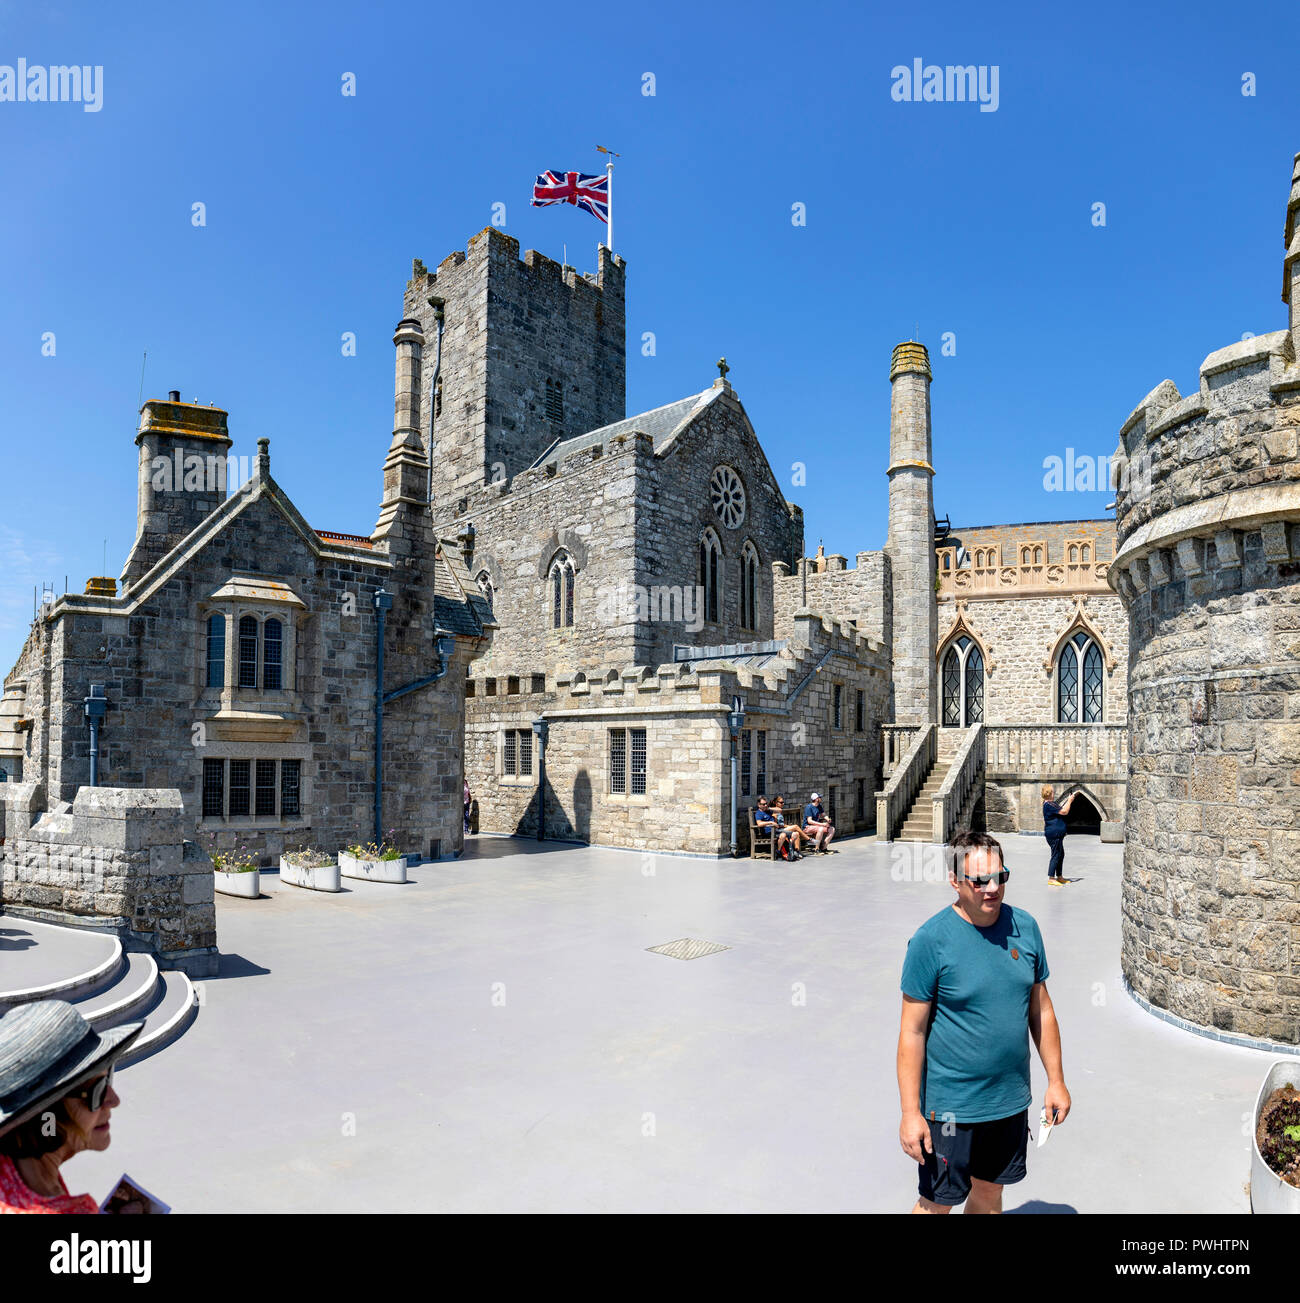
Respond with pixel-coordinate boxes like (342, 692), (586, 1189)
(1064, 789), (1103, 835)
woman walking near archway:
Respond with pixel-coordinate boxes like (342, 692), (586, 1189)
(1041, 785), (1076, 886)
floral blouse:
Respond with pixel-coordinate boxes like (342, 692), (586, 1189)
(0, 1154), (98, 1214)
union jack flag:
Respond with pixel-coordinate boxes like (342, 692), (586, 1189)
(531, 170), (609, 224)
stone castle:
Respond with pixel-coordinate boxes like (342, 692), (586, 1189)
(2, 152), (1297, 1046)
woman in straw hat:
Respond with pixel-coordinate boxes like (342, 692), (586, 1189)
(0, 1000), (143, 1213)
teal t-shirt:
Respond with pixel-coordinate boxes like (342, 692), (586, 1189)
(900, 903), (1049, 1124)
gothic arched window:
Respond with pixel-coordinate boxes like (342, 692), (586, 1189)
(699, 530), (722, 625)
(549, 552), (574, 629)
(941, 635), (984, 727)
(1057, 631), (1103, 723)
(739, 542), (760, 630)
(476, 571), (494, 611)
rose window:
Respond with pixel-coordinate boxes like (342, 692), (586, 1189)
(709, 466), (746, 530)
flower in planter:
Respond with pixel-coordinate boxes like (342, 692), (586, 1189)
(345, 836), (403, 862)
(283, 844), (334, 869)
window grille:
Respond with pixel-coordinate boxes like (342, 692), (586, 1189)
(856, 690), (864, 732)
(833, 684), (843, 730)
(238, 616), (258, 688)
(741, 728), (752, 796)
(206, 614), (225, 689)
(256, 760), (277, 816)
(281, 761), (301, 819)
(610, 728), (627, 794)
(757, 729), (767, 795)
(263, 619), (282, 691)
(545, 378), (564, 424)
(630, 728), (647, 795)
(229, 760), (251, 817)
(504, 730), (517, 776)
(519, 729), (533, 776)
(203, 759), (224, 818)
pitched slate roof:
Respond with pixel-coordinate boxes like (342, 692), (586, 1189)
(434, 541), (494, 638)
(527, 388), (720, 469)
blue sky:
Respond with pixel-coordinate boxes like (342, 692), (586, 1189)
(1, 0), (1297, 670)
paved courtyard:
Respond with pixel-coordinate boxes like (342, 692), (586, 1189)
(68, 832), (1287, 1213)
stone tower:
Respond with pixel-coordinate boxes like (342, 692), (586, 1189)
(401, 227), (626, 523)
(121, 394), (232, 589)
(884, 341), (937, 726)
(1109, 151), (1300, 1047)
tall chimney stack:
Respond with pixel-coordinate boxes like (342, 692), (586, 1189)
(1285, 151), (1300, 352)
(884, 341), (937, 727)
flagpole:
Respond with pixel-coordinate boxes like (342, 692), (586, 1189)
(606, 157), (614, 255)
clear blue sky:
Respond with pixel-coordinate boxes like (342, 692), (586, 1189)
(2, 0), (1297, 671)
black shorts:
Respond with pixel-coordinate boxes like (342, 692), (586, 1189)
(917, 1109), (1030, 1206)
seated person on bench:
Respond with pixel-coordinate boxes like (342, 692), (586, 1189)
(756, 796), (802, 859)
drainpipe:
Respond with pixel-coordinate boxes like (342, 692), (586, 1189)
(83, 683), (107, 788)
(373, 601), (457, 845)
(426, 299), (445, 507)
(373, 590), (392, 844)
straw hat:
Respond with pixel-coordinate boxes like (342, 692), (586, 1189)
(0, 1000), (142, 1137)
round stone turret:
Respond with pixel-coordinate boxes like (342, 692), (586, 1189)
(1108, 152), (1300, 1047)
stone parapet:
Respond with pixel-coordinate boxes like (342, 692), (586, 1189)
(0, 784), (218, 977)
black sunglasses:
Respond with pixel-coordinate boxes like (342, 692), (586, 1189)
(71, 1067), (114, 1111)
(962, 869), (1010, 888)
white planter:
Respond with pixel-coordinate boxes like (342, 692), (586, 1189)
(1251, 1060), (1300, 1214)
(279, 856), (342, 892)
(214, 868), (261, 899)
(338, 851), (407, 884)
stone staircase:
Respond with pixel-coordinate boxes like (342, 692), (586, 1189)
(0, 919), (198, 1068)
(896, 730), (971, 844)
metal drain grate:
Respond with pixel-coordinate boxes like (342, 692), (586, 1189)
(647, 938), (730, 961)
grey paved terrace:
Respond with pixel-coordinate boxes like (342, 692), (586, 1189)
(63, 833), (1289, 1213)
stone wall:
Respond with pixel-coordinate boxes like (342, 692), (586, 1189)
(0, 784), (218, 977)
(773, 550), (891, 648)
(404, 228), (627, 522)
(1110, 278), (1300, 1043)
(4, 452), (483, 864)
(944, 519), (1114, 566)
(466, 613), (889, 854)
(938, 592), (1129, 726)
(454, 383), (802, 679)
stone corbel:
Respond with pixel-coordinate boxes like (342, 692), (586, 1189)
(1147, 550), (1172, 588)
(1129, 557), (1149, 594)
(1214, 529), (1242, 568)
(1260, 520), (1292, 564)
(1115, 569), (1137, 604)
(1175, 536), (1205, 578)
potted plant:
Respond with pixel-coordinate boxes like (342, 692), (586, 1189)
(338, 832), (408, 884)
(1251, 1062), (1300, 1214)
(209, 837), (261, 899)
(280, 845), (342, 893)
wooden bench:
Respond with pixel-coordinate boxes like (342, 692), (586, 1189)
(747, 807), (778, 859)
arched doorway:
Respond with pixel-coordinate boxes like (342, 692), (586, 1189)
(1064, 791), (1102, 835)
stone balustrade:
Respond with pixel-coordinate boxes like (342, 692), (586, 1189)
(983, 724), (1128, 780)
(876, 723), (934, 842)
(881, 724), (920, 778)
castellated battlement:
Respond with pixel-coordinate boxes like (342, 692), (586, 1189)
(406, 225), (625, 307)
(1109, 148), (1300, 1047)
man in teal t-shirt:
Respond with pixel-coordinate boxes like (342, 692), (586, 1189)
(896, 829), (1072, 1213)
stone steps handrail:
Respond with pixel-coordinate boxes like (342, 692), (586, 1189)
(881, 724), (920, 779)
(984, 724), (1127, 778)
(932, 723), (985, 847)
(876, 723), (935, 843)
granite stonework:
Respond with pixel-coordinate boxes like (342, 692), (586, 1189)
(1108, 151), (1300, 1045)
(0, 340), (489, 864)
(0, 783), (218, 976)
(466, 612), (889, 854)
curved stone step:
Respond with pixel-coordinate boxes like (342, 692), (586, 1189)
(73, 953), (161, 1031)
(116, 971), (198, 1070)
(0, 932), (124, 1010)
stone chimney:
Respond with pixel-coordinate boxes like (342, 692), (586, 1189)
(372, 318), (433, 545)
(121, 395), (232, 588)
(1285, 151), (1300, 351)
(884, 341), (937, 726)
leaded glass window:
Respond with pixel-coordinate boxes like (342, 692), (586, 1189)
(699, 532), (721, 624)
(1057, 630), (1102, 723)
(263, 619), (282, 691)
(206, 614), (225, 689)
(238, 616), (258, 689)
(942, 634), (984, 727)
